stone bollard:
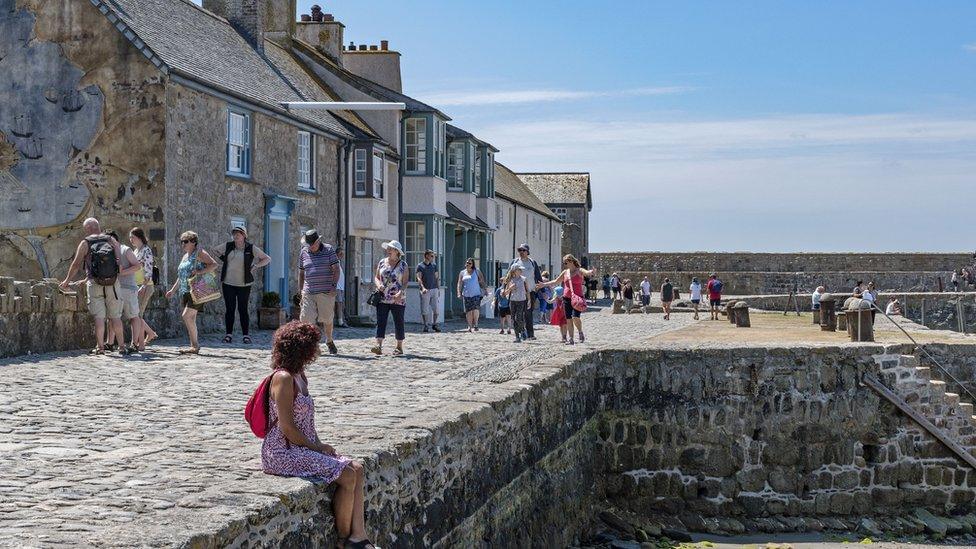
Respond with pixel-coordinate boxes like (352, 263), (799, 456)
(612, 299), (624, 314)
(819, 294), (837, 332)
(726, 303), (737, 324)
(733, 301), (751, 327)
(837, 310), (848, 332)
(847, 298), (874, 342)
(812, 309), (821, 324)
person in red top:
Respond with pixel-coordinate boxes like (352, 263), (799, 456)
(541, 254), (596, 345)
(706, 273), (723, 320)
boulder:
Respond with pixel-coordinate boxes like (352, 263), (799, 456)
(914, 508), (948, 538)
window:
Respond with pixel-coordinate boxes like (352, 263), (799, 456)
(298, 131), (314, 190)
(372, 152), (385, 198)
(226, 109), (251, 176)
(473, 148), (482, 195)
(405, 118), (427, 173)
(360, 238), (374, 281)
(447, 143), (465, 191)
(353, 149), (367, 196)
(434, 121), (446, 178)
(486, 153), (494, 196)
(553, 207), (568, 222)
(405, 220), (426, 269)
(495, 205), (503, 227)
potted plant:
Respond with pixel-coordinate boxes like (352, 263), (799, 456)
(258, 291), (286, 330)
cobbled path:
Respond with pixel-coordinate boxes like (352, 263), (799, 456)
(0, 305), (694, 548)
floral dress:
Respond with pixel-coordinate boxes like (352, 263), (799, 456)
(262, 389), (351, 482)
(377, 258), (407, 305)
(177, 251), (202, 294)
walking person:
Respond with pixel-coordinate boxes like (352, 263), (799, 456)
(689, 277), (703, 320)
(298, 230), (340, 355)
(538, 272), (553, 324)
(259, 321), (376, 549)
(602, 274), (611, 300)
(610, 273), (621, 300)
(59, 217), (126, 355)
(549, 284), (568, 342)
(219, 226), (271, 345)
(335, 249), (348, 328)
(416, 250), (441, 333)
(639, 276), (652, 312)
(105, 230), (145, 353)
(494, 281), (512, 335)
(456, 258), (487, 332)
(504, 264), (531, 342)
(129, 227), (158, 348)
(706, 273), (723, 320)
(661, 278), (675, 320)
(541, 255), (596, 345)
(372, 240), (408, 355)
(165, 231), (218, 354)
(622, 280), (635, 311)
(510, 244), (543, 340)
(952, 271), (961, 292)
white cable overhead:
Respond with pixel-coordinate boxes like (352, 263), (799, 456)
(280, 102), (406, 111)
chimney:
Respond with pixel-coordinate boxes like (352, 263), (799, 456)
(294, 5), (345, 63)
(203, 0), (297, 53)
(342, 39), (402, 92)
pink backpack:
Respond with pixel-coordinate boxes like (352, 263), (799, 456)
(244, 370), (280, 438)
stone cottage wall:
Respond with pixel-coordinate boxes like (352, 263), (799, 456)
(0, 0), (167, 281)
(162, 82), (341, 310)
(592, 252), (972, 275)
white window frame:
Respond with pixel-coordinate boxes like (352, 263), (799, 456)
(473, 148), (482, 195)
(227, 109), (251, 176)
(405, 118), (427, 174)
(372, 152), (385, 199)
(354, 149), (367, 196)
(297, 131), (314, 190)
(361, 238), (374, 281)
(405, 220), (426, 269)
(447, 142), (465, 191)
(553, 207), (568, 222)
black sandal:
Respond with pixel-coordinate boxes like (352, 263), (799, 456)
(242, 335), (252, 344)
(346, 539), (375, 549)
(222, 335), (232, 344)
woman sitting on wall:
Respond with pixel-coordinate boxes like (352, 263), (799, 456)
(165, 230), (217, 354)
(261, 321), (374, 548)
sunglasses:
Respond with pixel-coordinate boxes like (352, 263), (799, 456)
(181, 239), (195, 244)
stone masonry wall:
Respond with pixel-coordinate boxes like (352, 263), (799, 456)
(190, 344), (976, 547)
(611, 271), (955, 296)
(592, 252), (972, 274)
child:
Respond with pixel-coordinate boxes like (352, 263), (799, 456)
(549, 284), (568, 342)
(538, 271), (553, 323)
(494, 281), (512, 334)
(504, 264), (530, 342)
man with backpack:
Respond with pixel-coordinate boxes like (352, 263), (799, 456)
(706, 273), (724, 321)
(59, 217), (126, 354)
(510, 244), (543, 340)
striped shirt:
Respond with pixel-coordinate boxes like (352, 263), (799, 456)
(299, 244), (339, 294)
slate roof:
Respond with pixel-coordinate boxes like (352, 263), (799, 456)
(446, 202), (490, 230)
(494, 163), (561, 222)
(446, 124), (498, 152)
(516, 172), (592, 210)
(291, 40), (450, 120)
(91, 0), (352, 138)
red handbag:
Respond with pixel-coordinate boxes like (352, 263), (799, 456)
(566, 275), (587, 313)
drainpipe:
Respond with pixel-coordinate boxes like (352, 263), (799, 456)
(548, 218), (553, 271)
(397, 157), (404, 244)
(512, 203), (518, 260)
(336, 141), (344, 247)
(341, 142), (352, 294)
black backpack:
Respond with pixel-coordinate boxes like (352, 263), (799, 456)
(86, 235), (119, 286)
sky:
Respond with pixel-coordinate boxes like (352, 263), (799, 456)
(243, 1), (976, 252)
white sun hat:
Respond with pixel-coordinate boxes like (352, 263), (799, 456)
(381, 240), (404, 255)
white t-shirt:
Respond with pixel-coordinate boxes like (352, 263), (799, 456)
(336, 265), (345, 290)
(885, 301), (898, 315)
(812, 291), (822, 306)
(640, 280), (651, 296)
(690, 282), (702, 301)
(862, 290), (876, 303)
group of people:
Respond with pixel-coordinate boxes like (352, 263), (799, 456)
(605, 272), (725, 321)
(811, 281), (902, 322)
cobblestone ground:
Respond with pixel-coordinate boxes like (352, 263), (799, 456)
(0, 304), (695, 548)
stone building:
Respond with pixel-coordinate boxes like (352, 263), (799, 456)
(518, 172), (593, 264)
(0, 0), (378, 319)
(493, 163), (563, 280)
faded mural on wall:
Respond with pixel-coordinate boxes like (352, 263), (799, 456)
(0, 0), (167, 280)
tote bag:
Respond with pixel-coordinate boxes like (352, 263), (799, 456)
(189, 271), (222, 305)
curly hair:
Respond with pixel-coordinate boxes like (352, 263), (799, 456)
(270, 321), (321, 374)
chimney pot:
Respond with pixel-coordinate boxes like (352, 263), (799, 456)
(300, 14), (311, 22)
(324, 14), (334, 22)
(359, 44), (367, 51)
(369, 44), (378, 51)
(380, 40), (389, 51)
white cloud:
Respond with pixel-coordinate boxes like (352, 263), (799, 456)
(473, 113), (976, 252)
(418, 86), (693, 107)
(964, 43), (976, 52)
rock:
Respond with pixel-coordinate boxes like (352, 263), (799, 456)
(821, 517), (848, 531)
(661, 528), (692, 542)
(634, 528), (649, 543)
(858, 517), (883, 538)
(914, 508), (948, 538)
(610, 541), (640, 549)
(600, 511), (636, 537)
